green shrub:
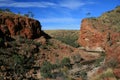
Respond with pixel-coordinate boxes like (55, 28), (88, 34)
(61, 57), (71, 69)
(92, 68), (116, 80)
(0, 38), (3, 42)
(80, 71), (87, 80)
(106, 58), (118, 68)
(94, 52), (105, 67)
(95, 58), (103, 67)
(0, 38), (4, 46)
(12, 54), (24, 64)
(12, 54), (24, 74)
(40, 61), (56, 78)
(40, 57), (73, 79)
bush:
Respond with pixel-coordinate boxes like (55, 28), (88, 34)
(106, 58), (118, 68)
(0, 38), (4, 47)
(12, 54), (24, 74)
(40, 61), (56, 78)
(40, 57), (73, 79)
(80, 71), (87, 80)
(12, 54), (24, 64)
(91, 68), (116, 80)
(61, 57), (71, 69)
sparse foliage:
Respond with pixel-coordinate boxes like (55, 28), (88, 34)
(0, 8), (12, 13)
(106, 58), (118, 68)
(40, 61), (56, 78)
(24, 11), (34, 18)
(24, 14), (29, 17)
(61, 57), (71, 69)
(45, 30), (80, 47)
(92, 68), (116, 80)
(0, 38), (4, 47)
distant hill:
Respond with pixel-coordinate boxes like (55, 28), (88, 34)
(45, 30), (80, 47)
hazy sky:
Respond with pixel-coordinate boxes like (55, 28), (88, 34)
(0, 0), (120, 30)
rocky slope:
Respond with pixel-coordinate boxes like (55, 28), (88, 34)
(78, 6), (120, 79)
(0, 11), (75, 80)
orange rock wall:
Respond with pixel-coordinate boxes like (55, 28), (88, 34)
(0, 13), (41, 39)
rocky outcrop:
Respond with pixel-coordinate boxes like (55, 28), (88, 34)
(79, 6), (120, 52)
(78, 6), (120, 78)
(79, 18), (120, 51)
(78, 7), (120, 54)
(0, 12), (42, 39)
(78, 19), (106, 52)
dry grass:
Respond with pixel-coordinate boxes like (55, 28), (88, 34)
(91, 68), (117, 80)
(99, 6), (120, 32)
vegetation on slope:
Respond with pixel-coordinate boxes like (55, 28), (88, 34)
(87, 6), (120, 32)
(0, 35), (76, 79)
(45, 30), (80, 47)
(99, 6), (120, 32)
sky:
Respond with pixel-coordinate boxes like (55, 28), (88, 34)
(0, 0), (120, 30)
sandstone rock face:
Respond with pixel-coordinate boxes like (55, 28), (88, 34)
(78, 19), (107, 52)
(79, 6), (120, 52)
(0, 12), (41, 39)
(78, 6), (120, 78)
(78, 8), (120, 52)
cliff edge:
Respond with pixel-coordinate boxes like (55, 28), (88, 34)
(0, 12), (44, 39)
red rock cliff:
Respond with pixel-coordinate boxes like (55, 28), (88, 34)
(0, 12), (42, 39)
(79, 6), (120, 52)
(78, 6), (120, 77)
